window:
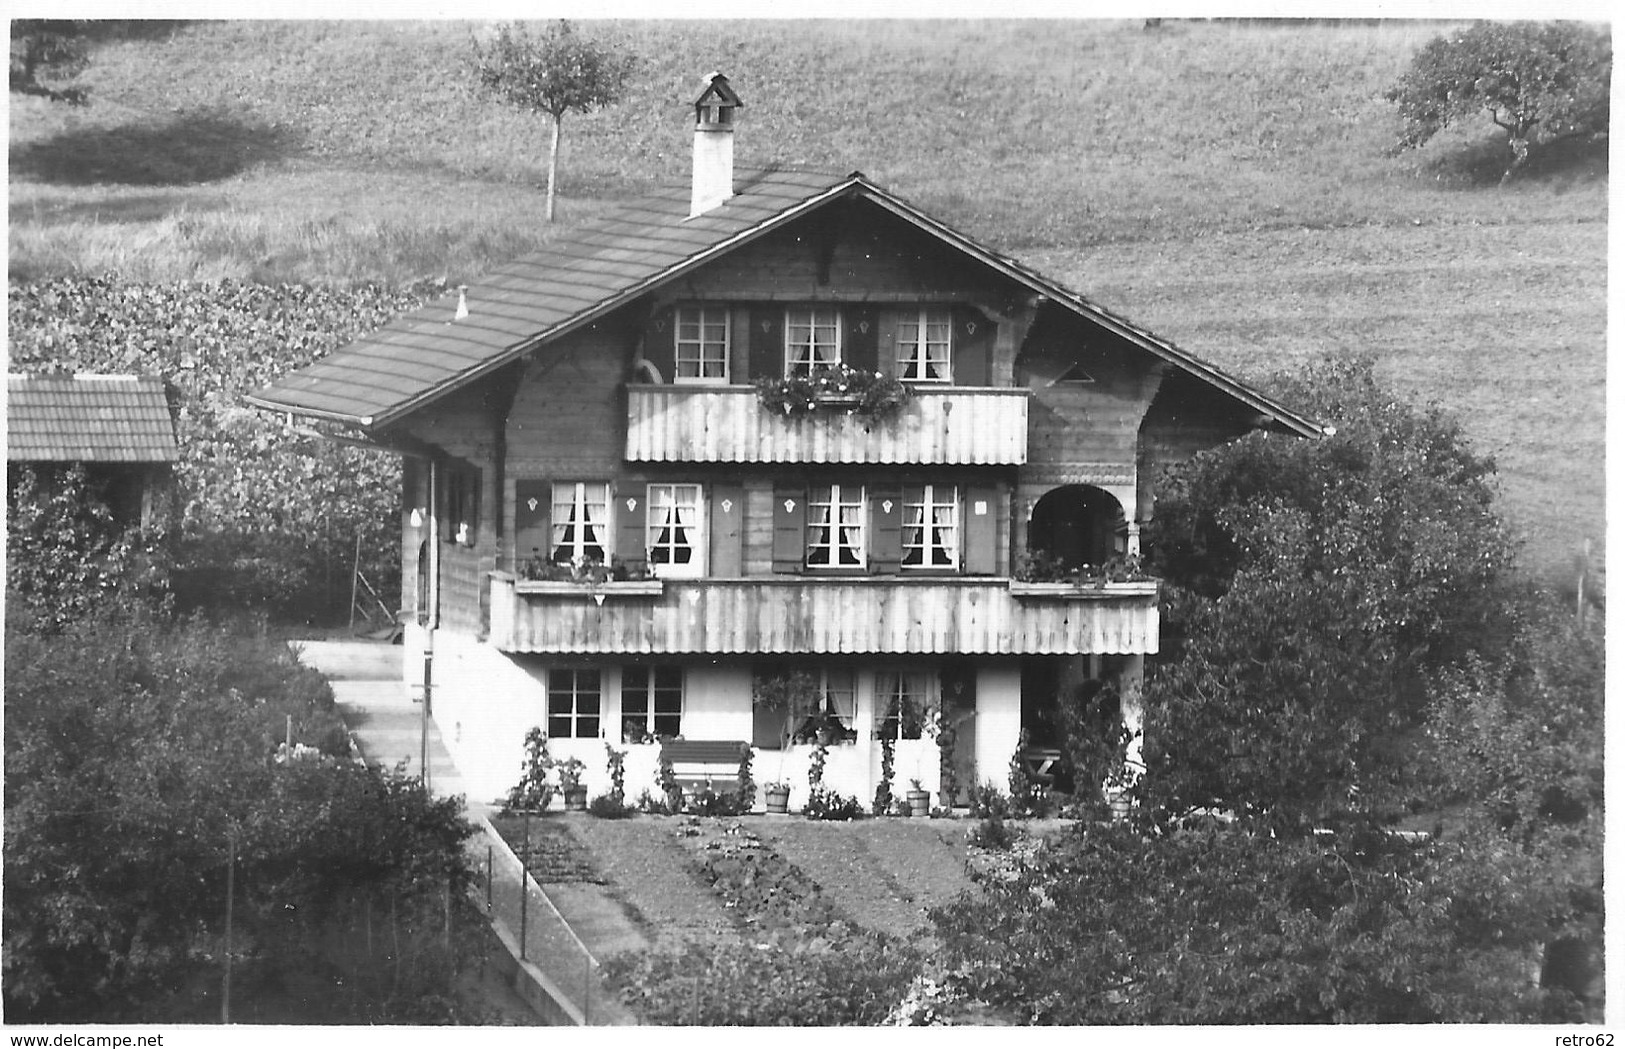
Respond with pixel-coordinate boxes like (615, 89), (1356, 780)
(876, 671), (938, 740)
(806, 484), (865, 568)
(896, 308), (953, 382)
(646, 483), (703, 577)
(785, 307), (842, 375)
(621, 666), (683, 741)
(902, 484), (959, 569)
(550, 482), (609, 564)
(548, 668), (601, 739)
(674, 306), (729, 382)
(790, 667), (858, 742)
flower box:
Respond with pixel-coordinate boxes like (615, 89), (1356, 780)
(515, 580), (665, 598)
(1006, 580), (1159, 599)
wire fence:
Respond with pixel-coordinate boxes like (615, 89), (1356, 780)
(473, 817), (602, 1025)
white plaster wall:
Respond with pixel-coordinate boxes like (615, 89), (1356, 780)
(974, 665), (1023, 791)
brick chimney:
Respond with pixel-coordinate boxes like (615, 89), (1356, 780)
(690, 72), (742, 218)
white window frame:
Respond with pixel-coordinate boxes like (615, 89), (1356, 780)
(902, 484), (960, 570)
(875, 670), (938, 740)
(620, 665), (684, 741)
(646, 483), (705, 578)
(896, 308), (953, 383)
(806, 483), (866, 569)
(784, 306), (843, 376)
(550, 482), (610, 565)
(674, 306), (730, 383)
(548, 668), (602, 739)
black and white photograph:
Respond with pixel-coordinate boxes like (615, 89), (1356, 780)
(4, 4), (1609, 1037)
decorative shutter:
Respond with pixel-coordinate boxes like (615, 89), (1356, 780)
(874, 309), (901, 378)
(870, 486), (902, 574)
(748, 307), (783, 380)
(963, 485), (998, 575)
(709, 484), (744, 577)
(845, 307), (877, 374)
(771, 485), (806, 574)
(515, 480), (551, 566)
(644, 306), (677, 383)
(954, 305), (994, 387)
(615, 482), (649, 571)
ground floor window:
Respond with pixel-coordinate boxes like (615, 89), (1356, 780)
(789, 667), (857, 743)
(876, 671), (938, 739)
(621, 665), (683, 742)
(547, 668), (601, 739)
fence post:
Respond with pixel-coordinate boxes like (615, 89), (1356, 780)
(519, 811), (530, 961)
(486, 845), (493, 912)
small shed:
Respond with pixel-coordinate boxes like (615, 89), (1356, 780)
(6, 373), (179, 529)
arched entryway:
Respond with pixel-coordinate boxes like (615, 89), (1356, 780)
(1028, 484), (1127, 569)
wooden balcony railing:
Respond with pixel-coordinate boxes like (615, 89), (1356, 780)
(624, 384), (1028, 465)
(488, 573), (1157, 656)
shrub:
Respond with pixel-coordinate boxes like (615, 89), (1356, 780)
(587, 793), (633, 819)
(503, 727), (553, 812)
(804, 787), (865, 821)
(966, 815), (1013, 851)
(930, 822), (1582, 1023)
(967, 783), (1010, 819)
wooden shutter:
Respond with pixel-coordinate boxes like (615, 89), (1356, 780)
(615, 482), (648, 571)
(730, 306), (752, 383)
(771, 484), (806, 574)
(845, 307), (878, 374)
(954, 305), (994, 387)
(963, 485), (998, 575)
(514, 479), (552, 566)
(709, 484), (744, 577)
(748, 307), (783, 380)
(870, 486), (902, 574)
(644, 306), (677, 383)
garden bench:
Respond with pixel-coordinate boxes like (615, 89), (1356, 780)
(659, 739), (749, 795)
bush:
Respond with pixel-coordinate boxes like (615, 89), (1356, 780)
(804, 787), (865, 821)
(4, 602), (479, 1022)
(967, 783), (1010, 819)
(930, 822), (1582, 1023)
(587, 793), (633, 819)
(966, 815), (1013, 851)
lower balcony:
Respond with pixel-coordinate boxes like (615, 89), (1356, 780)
(488, 573), (1158, 656)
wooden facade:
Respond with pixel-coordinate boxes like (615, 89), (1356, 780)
(489, 574), (1159, 656)
(624, 385), (1029, 465)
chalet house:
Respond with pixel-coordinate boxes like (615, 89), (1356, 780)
(6, 373), (178, 530)
(250, 74), (1321, 809)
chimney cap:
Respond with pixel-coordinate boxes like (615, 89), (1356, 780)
(693, 71), (742, 110)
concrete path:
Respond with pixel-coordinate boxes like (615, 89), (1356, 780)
(292, 638), (642, 1024)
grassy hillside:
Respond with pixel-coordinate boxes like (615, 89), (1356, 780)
(7, 19), (1606, 582)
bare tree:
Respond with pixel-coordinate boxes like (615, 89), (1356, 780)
(470, 20), (636, 222)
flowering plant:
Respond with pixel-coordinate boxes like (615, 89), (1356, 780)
(755, 364), (911, 425)
(522, 553), (653, 583)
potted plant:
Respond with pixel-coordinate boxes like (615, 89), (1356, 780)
(557, 756), (588, 811)
(905, 778), (931, 817)
(763, 780), (792, 814)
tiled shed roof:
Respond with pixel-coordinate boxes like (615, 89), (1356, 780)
(248, 167), (1324, 438)
(7, 374), (179, 463)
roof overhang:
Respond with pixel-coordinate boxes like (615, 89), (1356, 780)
(247, 171), (1324, 440)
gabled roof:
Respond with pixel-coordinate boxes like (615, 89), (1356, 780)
(7, 374), (178, 463)
(248, 168), (1323, 438)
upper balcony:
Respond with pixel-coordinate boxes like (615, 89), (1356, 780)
(487, 573), (1157, 656)
(624, 384), (1028, 465)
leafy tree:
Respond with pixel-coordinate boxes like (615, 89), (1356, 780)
(3, 604), (480, 1022)
(470, 20), (636, 222)
(1385, 21), (1611, 182)
(9, 19), (91, 104)
(1141, 355), (1516, 830)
